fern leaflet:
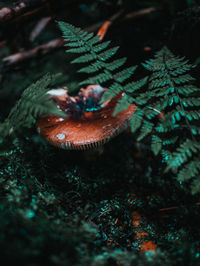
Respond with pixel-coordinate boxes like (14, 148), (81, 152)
(0, 73), (66, 138)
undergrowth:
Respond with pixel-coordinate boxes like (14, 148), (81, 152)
(0, 133), (200, 265)
(1, 19), (200, 265)
(1, 21), (200, 194)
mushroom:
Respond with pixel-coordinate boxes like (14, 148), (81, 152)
(36, 85), (136, 150)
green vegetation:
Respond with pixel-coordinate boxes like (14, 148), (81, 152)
(0, 73), (66, 138)
(1, 1), (200, 265)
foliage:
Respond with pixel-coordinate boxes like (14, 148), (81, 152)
(130, 47), (200, 193)
(57, 21), (200, 193)
(1, 21), (200, 195)
(0, 73), (66, 139)
(1, 0), (200, 264)
(58, 21), (147, 113)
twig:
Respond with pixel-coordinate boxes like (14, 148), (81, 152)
(97, 9), (123, 41)
(159, 202), (200, 212)
(97, 21), (112, 41)
(29, 16), (52, 41)
(124, 7), (156, 20)
(1, 7), (156, 66)
(2, 38), (64, 66)
(2, 21), (105, 66)
(97, 7), (156, 41)
(98, 209), (112, 218)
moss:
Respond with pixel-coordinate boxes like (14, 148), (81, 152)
(0, 133), (199, 265)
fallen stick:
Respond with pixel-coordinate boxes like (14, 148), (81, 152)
(159, 202), (200, 212)
(97, 9), (123, 41)
(29, 16), (52, 41)
(2, 38), (64, 66)
(2, 21), (105, 66)
(2, 7), (156, 66)
(97, 7), (156, 41)
(124, 7), (156, 20)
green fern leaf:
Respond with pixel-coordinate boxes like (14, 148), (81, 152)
(98, 46), (120, 61)
(113, 66), (137, 83)
(78, 60), (105, 73)
(72, 53), (97, 63)
(124, 77), (148, 93)
(151, 135), (162, 155)
(92, 41), (111, 53)
(106, 58), (127, 71)
(137, 121), (154, 141)
(129, 110), (144, 133)
(166, 139), (200, 172)
(113, 93), (132, 116)
(139, 46), (200, 193)
(80, 71), (112, 85)
(0, 73), (66, 138)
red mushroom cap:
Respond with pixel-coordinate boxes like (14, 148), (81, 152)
(36, 85), (136, 150)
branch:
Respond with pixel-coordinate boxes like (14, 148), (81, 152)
(1, 21), (104, 66)
(2, 38), (64, 66)
(1, 7), (157, 66)
(124, 7), (156, 20)
(0, 0), (47, 23)
(97, 9), (123, 41)
(97, 7), (156, 41)
(29, 16), (52, 41)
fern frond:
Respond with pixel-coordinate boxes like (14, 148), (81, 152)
(137, 121), (154, 141)
(177, 85), (199, 95)
(0, 73), (66, 138)
(161, 149), (172, 163)
(178, 158), (200, 183)
(80, 71), (112, 85)
(140, 46), (200, 141)
(100, 82), (123, 103)
(169, 64), (193, 76)
(151, 135), (162, 155)
(162, 136), (178, 145)
(106, 58), (127, 71)
(78, 60), (106, 73)
(149, 78), (171, 88)
(124, 77), (148, 93)
(166, 139), (200, 172)
(129, 110), (144, 133)
(112, 93), (131, 116)
(58, 21), (145, 107)
(135, 46), (200, 193)
(172, 74), (195, 85)
(113, 66), (137, 83)
(72, 53), (97, 63)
